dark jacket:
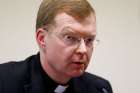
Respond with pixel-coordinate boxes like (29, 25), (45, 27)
(0, 53), (113, 93)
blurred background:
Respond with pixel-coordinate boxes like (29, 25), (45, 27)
(0, 0), (140, 93)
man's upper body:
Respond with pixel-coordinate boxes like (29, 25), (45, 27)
(0, 53), (112, 93)
(0, 0), (113, 93)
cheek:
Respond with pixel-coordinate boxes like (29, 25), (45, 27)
(46, 42), (71, 64)
(86, 48), (93, 63)
(88, 50), (93, 58)
(64, 46), (78, 60)
(47, 46), (64, 60)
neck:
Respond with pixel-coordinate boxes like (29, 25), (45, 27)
(40, 52), (71, 85)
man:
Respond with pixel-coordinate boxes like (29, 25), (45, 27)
(0, 0), (113, 93)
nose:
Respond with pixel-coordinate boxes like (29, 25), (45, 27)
(76, 39), (87, 54)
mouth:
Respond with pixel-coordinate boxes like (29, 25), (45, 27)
(71, 61), (86, 69)
(73, 62), (85, 65)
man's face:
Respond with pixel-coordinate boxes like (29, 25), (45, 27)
(43, 13), (96, 78)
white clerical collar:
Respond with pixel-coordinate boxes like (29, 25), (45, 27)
(54, 85), (69, 93)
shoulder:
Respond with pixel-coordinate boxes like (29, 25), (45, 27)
(0, 53), (38, 73)
(82, 72), (110, 85)
(0, 54), (38, 92)
(78, 72), (113, 93)
(0, 58), (31, 76)
(0, 54), (35, 83)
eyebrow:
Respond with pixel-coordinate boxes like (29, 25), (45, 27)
(61, 27), (76, 34)
(60, 27), (96, 37)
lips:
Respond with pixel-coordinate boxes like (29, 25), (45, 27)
(71, 61), (86, 69)
(73, 62), (85, 65)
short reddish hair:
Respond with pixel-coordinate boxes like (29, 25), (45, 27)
(36, 0), (95, 30)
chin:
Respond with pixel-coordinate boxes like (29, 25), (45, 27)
(69, 70), (85, 78)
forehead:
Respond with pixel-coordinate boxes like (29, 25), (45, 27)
(53, 13), (96, 36)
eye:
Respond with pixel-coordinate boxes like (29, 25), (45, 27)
(63, 35), (79, 45)
(64, 35), (77, 41)
(85, 37), (95, 46)
(86, 37), (94, 43)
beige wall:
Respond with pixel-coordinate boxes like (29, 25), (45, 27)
(0, 0), (140, 93)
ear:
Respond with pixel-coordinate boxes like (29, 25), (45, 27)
(36, 28), (47, 49)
